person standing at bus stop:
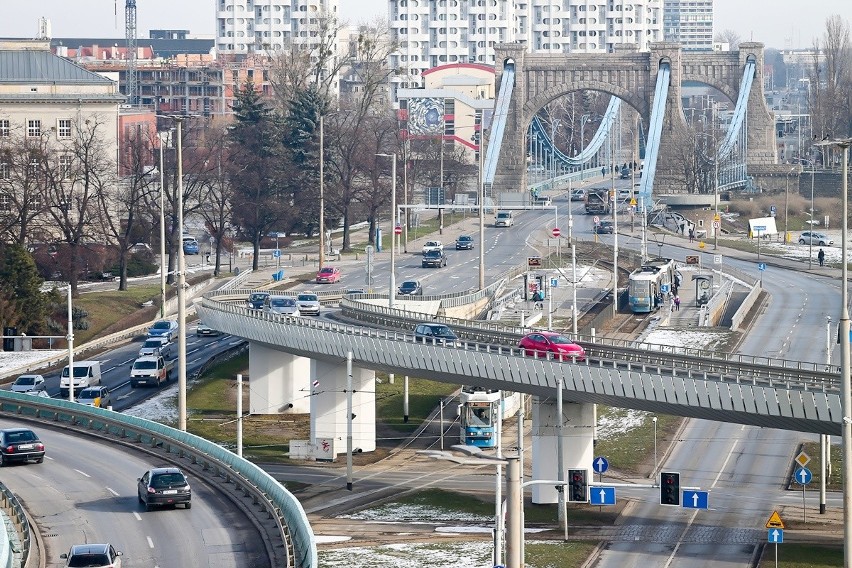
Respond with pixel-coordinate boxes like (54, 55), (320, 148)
(818, 248), (825, 267)
(673, 295), (681, 311)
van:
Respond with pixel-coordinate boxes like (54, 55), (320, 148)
(60, 361), (102, 398)
(182, 236), (199, 255)
(494, 211), (514, 227)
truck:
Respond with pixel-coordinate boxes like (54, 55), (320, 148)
(60, 361), (102, 398)
(584, 188), (611, 215)
(130, 355), (176, 388)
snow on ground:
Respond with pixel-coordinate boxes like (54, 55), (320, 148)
(0, 351), (64, 375)
(756, 239), (842, 264)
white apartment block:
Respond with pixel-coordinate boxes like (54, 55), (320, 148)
(663, 0), (713, 51)
(389, 1), (664, 88)
(216, 0), (339, 55)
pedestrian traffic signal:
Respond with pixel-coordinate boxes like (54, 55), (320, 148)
(660, 471), (680, 506)
(567, 469), (588, 503)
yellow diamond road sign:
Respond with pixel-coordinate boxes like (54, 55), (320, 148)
(766, 510), (785, 529)
(795, 451), (811, 467)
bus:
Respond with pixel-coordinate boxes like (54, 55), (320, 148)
(628, 258), (676, 313)
(458, 386), (522, 448)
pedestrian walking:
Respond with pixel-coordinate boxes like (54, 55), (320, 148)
(688, 228), (695, 243)
(673, 295), (681, 311)
(818, 248), (825, 267)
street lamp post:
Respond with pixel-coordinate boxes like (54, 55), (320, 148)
(816, 137), (852, 568)
(652, 416), (658, 482)
(377, 153), (397, 308)
(174, 117), (188, 432)
(157, 131), (169, 318)
(319, 114), (325, 270)
(784, 166), (797, 243)
(478, 130), (485, 290)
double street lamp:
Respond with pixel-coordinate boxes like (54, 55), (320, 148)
(376, 153), (397, 308)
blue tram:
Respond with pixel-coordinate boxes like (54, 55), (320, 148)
(628, 258), (676, 313)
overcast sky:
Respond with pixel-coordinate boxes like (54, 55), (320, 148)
(0, 0), (846, 50)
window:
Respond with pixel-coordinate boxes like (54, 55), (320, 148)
(0, 120), (9, 137)
(59, 155), (73, 178)
(27, 120), (41, 138)
(57, 119), (72, 138)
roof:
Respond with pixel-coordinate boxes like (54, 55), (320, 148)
(52, 37), (214, 58)
(0, 49), (115, 84)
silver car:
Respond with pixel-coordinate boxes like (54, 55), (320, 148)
(798, 231), (833, 246)
(11, 374), (46, 393)
(265, 295), (301, 316)
(296, 293), (321, 316)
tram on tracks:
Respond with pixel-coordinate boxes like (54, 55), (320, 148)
(627, 257), (677, 313)
(458, 386), (522, 447)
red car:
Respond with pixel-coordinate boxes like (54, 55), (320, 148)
(518, 331), (586, 362)
(316, 266), (341, 284)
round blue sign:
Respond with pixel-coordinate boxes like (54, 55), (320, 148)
(593, 456), (609, 474)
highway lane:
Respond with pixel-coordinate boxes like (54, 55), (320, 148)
(592, 234), (839, 567)
(0, 418), (267, 567)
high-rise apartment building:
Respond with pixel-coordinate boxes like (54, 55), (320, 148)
(216, 0), (338, 55)
(389, 1), (664, 88)
(663, 0), (713, 51)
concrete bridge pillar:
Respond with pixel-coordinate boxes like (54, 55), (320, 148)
(648, 42), (691, 196)
(739, 42), (776, 166)
(492, 43), (528, 196)
(248, 342), (311, 414)
(530, 397), (595, 504)
(310, 359), (376, 455)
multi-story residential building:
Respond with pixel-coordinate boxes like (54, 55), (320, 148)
(389, 1), (664, 89)
(663, 0), (713, 51)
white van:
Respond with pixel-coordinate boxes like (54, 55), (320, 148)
(494, 211), (514, 227)
(60, 361), (102, 398)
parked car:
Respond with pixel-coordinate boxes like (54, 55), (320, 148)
(798, 231), (833, 246)
(422, 249), (448, 268)
(422, 240), (444, 254)
(137, 466), (192, 511)
(139, 337), (172, 358)
(129, 242), (152, 253)
(265, 295), (301, 316)
(296, 292), (321, 316)
(413, 323), (458, 345)
(147, 319), (179, 342)
(76, 386), (111, 408)
(594, 220), (614, 234)
(247, 292), (270, 310)
(315, 266), (341, 283)
(345, 288), (366, 296)
(0, 427), (45, 466)
(455, 235), (474, 250)
(182, 236), (199, 255)
(10, 374), (46, 393)
(570, 188), (586, 201)
(60, 544), (122, 568)
(196, 322), (221, 336)
(518, 331), (586, 362)
(397, 280), (423, 296)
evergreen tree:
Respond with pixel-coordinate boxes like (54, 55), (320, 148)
(0, 243), (47, 334)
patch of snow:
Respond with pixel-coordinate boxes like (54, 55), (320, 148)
(340, 503), (492, 524)
(0, 351), (64, 374)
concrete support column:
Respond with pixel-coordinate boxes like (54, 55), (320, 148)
(493, 43), (528, 195)
(739, 42), (777, 165)
(248, 341), (310, 414)
(310, 359), (377, 455)
(530, 396), (595, 504)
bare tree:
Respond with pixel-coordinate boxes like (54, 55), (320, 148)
(195, 118), (233, 276)
(0, 128), (50, 245)
(714, 29), (742, 51)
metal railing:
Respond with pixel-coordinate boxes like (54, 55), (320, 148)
(0, 390), (317, 568)
(0, 481), (26, 568)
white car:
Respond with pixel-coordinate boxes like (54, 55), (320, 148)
(422, 240), (444, 255)
(11, 374), (46, 393)
(296, 292), (321, 316)
(196, 322), (221, 337)
(139, 337), (172, 358)
(265, 296), (301, 316)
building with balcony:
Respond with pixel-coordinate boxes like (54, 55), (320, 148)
(663, 0), (713, 51)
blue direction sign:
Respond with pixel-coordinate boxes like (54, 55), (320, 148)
(273, 249), (281, 258)
(592, 456), (609, 474)
(589, 486), (616, 506)
(794, 467), (813, 485)
(660, 284), (670, 294)
(768, 528), (784, 543)
(550, 277), (559, 288)
(753, 225), (767, 231)
(682, 490), (709, 510)
(757, 263), (766, 271)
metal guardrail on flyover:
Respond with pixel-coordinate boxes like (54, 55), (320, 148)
(0, 481), (26, 568)
(0, 390), (317, 568)
(201, 288), (840, 394)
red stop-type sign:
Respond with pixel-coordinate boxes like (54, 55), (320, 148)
(552, 227), (561, 238)
(394, 225), (402, 235)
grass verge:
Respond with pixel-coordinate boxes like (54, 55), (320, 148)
(758, 543), (842, 567)
(73, 284), (162, 344)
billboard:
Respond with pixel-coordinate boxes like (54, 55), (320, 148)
(748, 217), (778, 237)
(407, 98), (444, 135)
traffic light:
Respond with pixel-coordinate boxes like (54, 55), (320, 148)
(660, 471), (680, 506)
(567, 469), (588, 503)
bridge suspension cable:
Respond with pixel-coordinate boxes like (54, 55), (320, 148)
(482, 62), (516, 196)
(636, 62), (671, 210)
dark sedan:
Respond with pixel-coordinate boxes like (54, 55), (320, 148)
(398, 280), (423, 296)
(594, 220), (614, 234)
(138, 466), (192, 510)
(455, 235), (474, 250)
(0, 427), (45, 466)
(422, 249), (447, 268)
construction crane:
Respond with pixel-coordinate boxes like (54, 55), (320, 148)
(120, 0), (138, 106)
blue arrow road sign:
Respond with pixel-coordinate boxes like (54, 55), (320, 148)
(768, 529), (784, 543)
(757, 263), (766, 271)
(273, 249), (281, 258)
(589, 486), (616, 506)
(794, 467), (812, 485)
(592, 456), (609, 474)
(682, 490), (709, 510)
(660, 284), (670, 293)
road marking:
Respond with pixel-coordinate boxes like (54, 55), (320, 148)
(74, 469), (91, 478)
(146, 536), (154, 548)
(133, 512), (142, 521)
(106, 487), (119, 496)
